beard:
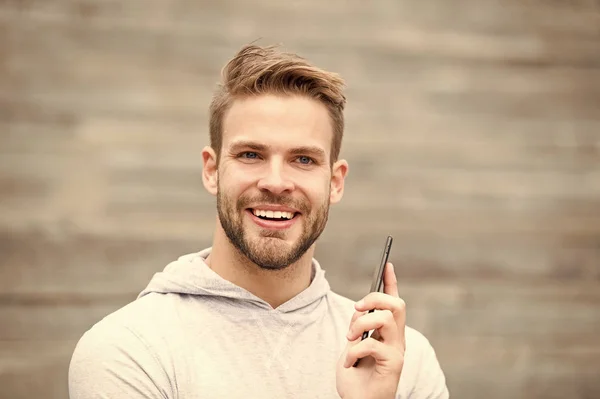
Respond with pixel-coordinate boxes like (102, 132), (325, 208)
(216, 187), (330, 271)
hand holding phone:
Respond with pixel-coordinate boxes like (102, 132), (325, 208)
(352, 235), (393, 367)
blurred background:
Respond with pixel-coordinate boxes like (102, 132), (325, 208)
(1, 0), (599, 398)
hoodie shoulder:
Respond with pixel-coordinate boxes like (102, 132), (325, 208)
(68, 296), (175, 398)
(401, 327), (449, 398)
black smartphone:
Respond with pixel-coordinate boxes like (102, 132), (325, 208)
(353, 235), (393, 367)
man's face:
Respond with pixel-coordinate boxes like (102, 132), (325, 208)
(206, 94), (346, 270)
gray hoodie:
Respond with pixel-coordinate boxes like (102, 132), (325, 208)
(68, 248), (449, 398)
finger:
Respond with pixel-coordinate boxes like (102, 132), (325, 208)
(355, 293), (406, 323)
(344, 337), (402, 368)
(349, 309), (368, 326)
(346, 310), (368, 340)
(354, 293), (406, 343)
(371, 327), (406, 350)
(383, 262), (399, 297)
(346, 310), (401, 344)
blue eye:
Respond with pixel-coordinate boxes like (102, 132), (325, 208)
(241, 152), (259, 159)
(297, 156), (313, 165)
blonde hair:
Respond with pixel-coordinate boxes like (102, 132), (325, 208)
(209, 44), (347, 164)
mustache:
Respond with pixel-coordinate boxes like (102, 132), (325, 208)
(237, 192), (310, 214)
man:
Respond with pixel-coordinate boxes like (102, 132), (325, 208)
(68, 44), (449, 399)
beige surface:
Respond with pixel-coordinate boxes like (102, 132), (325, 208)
(1, 1), (599, 398)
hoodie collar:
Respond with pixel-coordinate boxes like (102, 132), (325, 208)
(138, 248), (331, 313)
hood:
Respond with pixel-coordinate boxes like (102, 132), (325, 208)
(138, 248), (331, 313)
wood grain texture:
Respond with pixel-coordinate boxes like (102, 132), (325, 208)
(0, 340), (74, 399)
(1, 0), (599, 398)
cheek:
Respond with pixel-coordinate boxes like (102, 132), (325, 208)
(219, 165), (256, 193)
(300, 180), (331, 206)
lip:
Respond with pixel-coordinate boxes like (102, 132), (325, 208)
(246, 209), (299, 231)
(248, 204), (300, 214)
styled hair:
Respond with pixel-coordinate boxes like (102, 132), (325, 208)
(209, 44), (347, 164)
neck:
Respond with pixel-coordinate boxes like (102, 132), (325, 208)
(205, 217), (315, 309)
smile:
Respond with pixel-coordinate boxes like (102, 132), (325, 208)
(246, 208), (300, 230)
(251, 209), (296, 220)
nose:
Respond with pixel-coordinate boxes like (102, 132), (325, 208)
(256, 161), (295, 195)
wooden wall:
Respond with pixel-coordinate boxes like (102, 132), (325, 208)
(1, 1), (599, 398)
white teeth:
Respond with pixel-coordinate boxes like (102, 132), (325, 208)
(252, 209), (295, 219)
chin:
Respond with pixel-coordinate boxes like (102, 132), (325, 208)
(246, 235), (304, 269)
(250, 233), (296, 252)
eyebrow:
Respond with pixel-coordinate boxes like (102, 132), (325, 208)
(289, 146), (327, 160)
(228, 140), (268, 153)
(228, 140), (327, 160)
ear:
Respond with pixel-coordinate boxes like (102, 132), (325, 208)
(202, 146), (219, 196)
(329, 159), (348, 204)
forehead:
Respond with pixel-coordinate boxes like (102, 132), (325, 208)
(221, 94), (333, 154)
